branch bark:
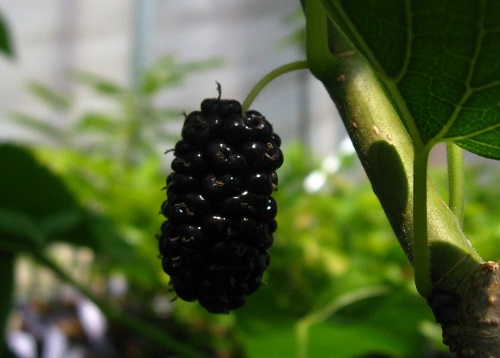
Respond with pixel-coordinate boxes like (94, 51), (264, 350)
(429, 261), (500, 357)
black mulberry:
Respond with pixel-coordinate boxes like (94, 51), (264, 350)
(158, 92), (283, 314)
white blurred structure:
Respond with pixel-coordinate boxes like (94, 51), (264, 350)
(0, 0), (343, 156)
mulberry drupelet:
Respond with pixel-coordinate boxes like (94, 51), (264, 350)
(158, 91), (283, 314)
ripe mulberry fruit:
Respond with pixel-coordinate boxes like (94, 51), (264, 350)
(158, 90), (283, 314)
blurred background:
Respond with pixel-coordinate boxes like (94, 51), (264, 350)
(0, 0), (340, 155)
(0, 1), (498, 357)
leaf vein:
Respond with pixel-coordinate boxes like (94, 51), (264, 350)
(433, 0), (489, 142)
(446, 121), (500, 142)
(394, 0), (412, 83)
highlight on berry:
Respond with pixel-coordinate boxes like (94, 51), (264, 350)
(157, 86), (283, 314)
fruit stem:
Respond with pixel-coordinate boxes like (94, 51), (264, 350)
(242, 60), (309, 112)
(446, 142), (465, 226)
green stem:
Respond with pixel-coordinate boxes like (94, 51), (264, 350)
(242, 60), (309, 112)
(302, 286), (389, 325)
(446, 143), (465, 226)
(296, 321), (309, 358)
(301, 1), (482, 295)
(122, 93), (144, 170)
(295, 286), (389, 358)
(305, 0), (339, 79)
(35, 252), (209, 358)
(413, 148), (432, 298)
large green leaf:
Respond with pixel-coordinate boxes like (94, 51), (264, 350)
(0, 144), (99, 250)
(321, 0), (500, 159)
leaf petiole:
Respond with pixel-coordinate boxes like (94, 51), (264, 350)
(446, 143), (465, 226)
(413, 147), (432, 298)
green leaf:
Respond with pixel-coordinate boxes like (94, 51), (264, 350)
(0, 208), (45, 252)
(9, 112), (66, 143)
(76, 71), (128, 97)
(76, 112), (117, 132)
(0, 144), (77, 218)
(28, 81), (71, 110)
(0, 144), (99, 250)
(299, 289), (440, 357)
(344, 290), (440, 353)
(39, 210), (84, 239)
(242, 310), (424, 358)
(242, 324), (299, 358)
(305, 322), (411, 358)
(321, 0), (500, 159)
(140, 55), (223, 95)
(156, 108), (185, 119)
(0, 12), (14, 58)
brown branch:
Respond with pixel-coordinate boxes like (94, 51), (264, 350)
(429, 261), (500, 357)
